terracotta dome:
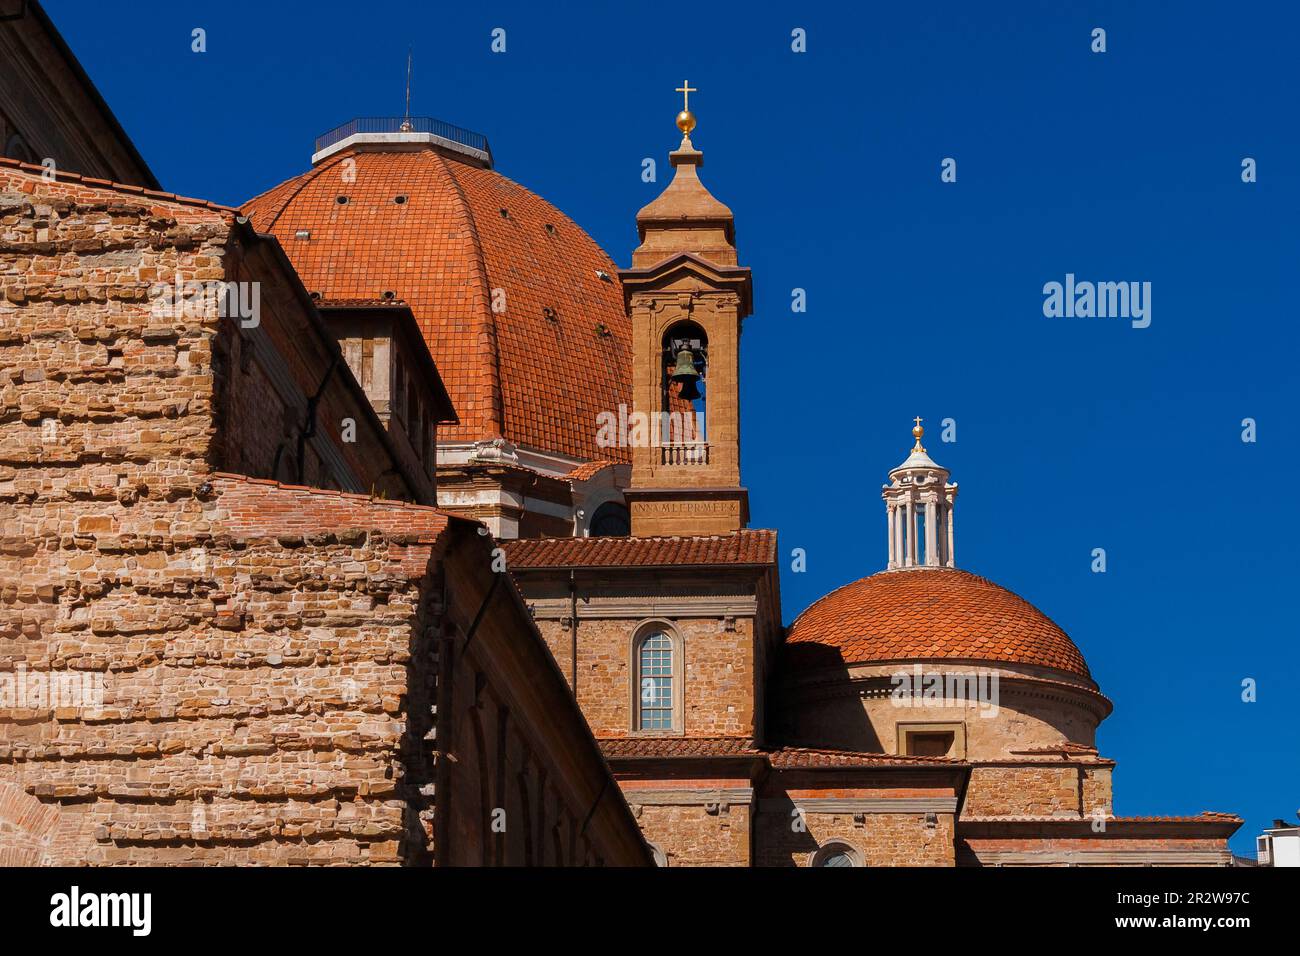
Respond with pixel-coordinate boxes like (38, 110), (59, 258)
(784, 568), (1093, 681)
(243, 139), (631, 463)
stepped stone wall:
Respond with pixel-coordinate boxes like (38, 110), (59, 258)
(0, 165), (649, 866)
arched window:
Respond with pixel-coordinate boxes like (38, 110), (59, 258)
(588, 501), (630, 537)
(635, 630), (676, 731)
(811, 842), (863, 867)
(660, 321), (707, 464)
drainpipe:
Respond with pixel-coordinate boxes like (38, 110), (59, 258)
(569, 570), (579, 694)
(296, 352), (340, 485)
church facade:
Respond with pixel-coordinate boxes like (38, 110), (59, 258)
(0, 2), (1239, 866)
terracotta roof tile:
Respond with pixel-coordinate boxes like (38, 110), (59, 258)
(961, 813), (1243, 825)
(566, 459), (619, 482)
(243, 148), (631, 463)
(503, 530), (777, 570)
(765, 744), (963, 768)
(785, 568), (1092, 680)
(599, 736), (757, 759)
(1010, 743), (1099, 756)
(1, 156), (237, 213)
(597, 737), (962, 768)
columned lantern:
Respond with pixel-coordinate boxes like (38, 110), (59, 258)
(882, 419), (957, 569)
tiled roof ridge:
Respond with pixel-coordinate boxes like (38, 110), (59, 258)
(240, 148), (632, 461)
(566, 459), (619, 481)
(765, 742), (963, 763)
(1011, 742), (1099, 755)
(430, 147), (504, 440)
(317, 296), (411, 308)
(597, 736), (965, 767)
(1, 155), (238, 214)
(524, 528), (772, 545)
(503, 529), (778, 568)
(961, 812), (1243, 825)
(241, 153), (345, 231)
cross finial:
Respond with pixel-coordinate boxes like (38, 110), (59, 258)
(675, 80), (697, 112)
(674, 80), (698, 138)
(911, 416), (925, 451)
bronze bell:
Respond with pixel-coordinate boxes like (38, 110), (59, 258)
(670, 348), (702, 401)
(670, 348), (698, 380)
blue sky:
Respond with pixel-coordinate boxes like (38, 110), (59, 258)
(49, 0), (1298, 854)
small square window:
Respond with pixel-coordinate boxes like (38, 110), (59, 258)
(906, 731), (954, 757)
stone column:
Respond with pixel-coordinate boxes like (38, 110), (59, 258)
(905, 499), (916, 567)
(946, 498), (955, 568)
(887, 504), (896, 569)
(925, 499), (938, 567)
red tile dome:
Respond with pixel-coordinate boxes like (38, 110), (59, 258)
(243, 143), (631, 463)
(784, 568), (1093, 681)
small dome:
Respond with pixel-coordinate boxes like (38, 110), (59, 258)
(785, 568), (1093, 681)
(243, 137), (631, 463)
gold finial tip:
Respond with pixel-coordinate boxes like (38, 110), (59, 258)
(674, 80), (698, 136)
(911, 416), (925, 451)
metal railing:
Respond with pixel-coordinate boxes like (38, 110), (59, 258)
(314, 117), (492, 162)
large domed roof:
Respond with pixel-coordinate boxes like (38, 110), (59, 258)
(243, 138), (631, 463)
(784, 568), (1093, 681)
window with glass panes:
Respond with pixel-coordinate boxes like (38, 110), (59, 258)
(637, 632), (673, 730)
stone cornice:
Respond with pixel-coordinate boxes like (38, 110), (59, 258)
(779, 664), (1113, 722)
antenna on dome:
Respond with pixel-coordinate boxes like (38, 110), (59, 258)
(400, 48), (413, 132)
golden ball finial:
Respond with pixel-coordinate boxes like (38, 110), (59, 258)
(911, 416), (925, 450)
(676, 109), (696, 136)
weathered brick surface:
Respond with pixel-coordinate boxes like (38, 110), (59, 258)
(633, 802), (751, 867)
(756, 808), (956, 867)
(963, 765), (1096, 818)
(0, 166), (648, 866)
(531, 615), (754, 738)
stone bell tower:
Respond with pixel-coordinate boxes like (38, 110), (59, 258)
(620, 84), (753, 537)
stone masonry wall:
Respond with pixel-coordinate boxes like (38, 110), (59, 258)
(0, 165), (647, 866)
(755, 807), (956, 867)
(530, 613), (755, 738)
(963, 763), (1113, 818)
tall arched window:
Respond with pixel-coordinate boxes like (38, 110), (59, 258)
(660, 321), (707, 464)
(811, 841), (863, 867)
(636, 631), (675, 731)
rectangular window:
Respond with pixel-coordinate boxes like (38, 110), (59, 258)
(638, 633), (673, 731)
(906, 731), (954, 757)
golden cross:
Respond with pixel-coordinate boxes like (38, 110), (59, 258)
(913, 416), (923, 429)
(676, 80), (697, 112)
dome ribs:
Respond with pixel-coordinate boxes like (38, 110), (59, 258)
(243, 146), (632, 462)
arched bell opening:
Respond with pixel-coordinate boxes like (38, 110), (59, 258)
(660, 321), (708, 465)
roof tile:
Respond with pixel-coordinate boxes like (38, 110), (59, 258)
(503, 529), (777, 570)
(785, 568), (1092, 680)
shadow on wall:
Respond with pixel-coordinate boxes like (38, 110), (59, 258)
(768, 644), (883, 752)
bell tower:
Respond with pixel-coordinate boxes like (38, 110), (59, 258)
(882, 419), (958, 569)
(620, 85), (753, 536)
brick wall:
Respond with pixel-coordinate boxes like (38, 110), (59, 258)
(756, 807), (956, 867)
(633, 802), (751, 866)
(531, 614), (755, 738)
(0, 166), (648, 866)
